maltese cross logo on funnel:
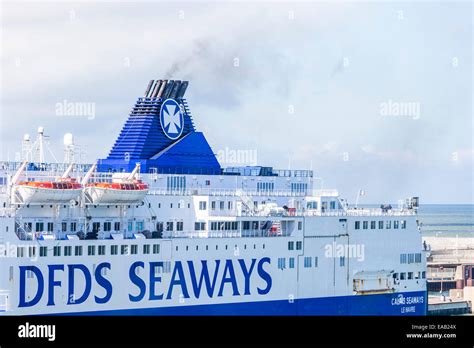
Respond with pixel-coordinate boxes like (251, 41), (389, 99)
(160, 99), (184, 140)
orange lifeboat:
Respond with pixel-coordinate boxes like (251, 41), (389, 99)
(14, 178), (82, 204)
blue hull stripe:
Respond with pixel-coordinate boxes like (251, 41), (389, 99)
(59, 291), (427, 316)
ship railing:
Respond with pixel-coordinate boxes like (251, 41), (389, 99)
(147, 188), (308, 197)
(163, 229), (289, 239)
(304, 209), (416, 217)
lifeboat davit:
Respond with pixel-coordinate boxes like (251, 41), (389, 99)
(11, 162), (82, 204)
(82, 163), (148, 204)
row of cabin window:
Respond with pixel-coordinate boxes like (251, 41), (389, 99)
(210, 221), (239, 231)
(277, 256), (346, 270)
(393, 271), (426, 280)
(354, 220), (407, 230)
(18, 221), (149, 233)
(278, 256), (347, 269)
(400, 253), (423, 264)
(288, 241), (303, 250)
(16, 244), (161, 258)
(17, 243), (269, 257)
(175, 244), (266, 252)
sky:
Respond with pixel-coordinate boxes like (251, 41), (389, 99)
(0, 1), (472, 204)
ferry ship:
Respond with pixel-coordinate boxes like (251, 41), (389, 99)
(0, 79), (427, 315)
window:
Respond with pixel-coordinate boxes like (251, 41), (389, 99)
(219, 201), (224, 210)
(121, 245), (129, 255)
(400, 254), (407, 264)
(61, 222), (67, 232)
(17, 247), (24, 258)
(47, 222), (54, 232)
(408, 253), (414, 264)
(288, 241), (294, 250)
(176, 222), (184, 231)
(378, 221), (384, 229)
(394, 220), (399, 229)
(228, 201), (233, 210)
(104, 222), (111, 232)
(53, 246), (61, 256)
(88, 245), (95, 256)
(355, 221), (360, 230)
(363, 221), (368, 229)
(408, 272), (413, 280)
(370, 221), (376, 229)
(199, 201), (207, 210)
(64, 246), (72, 256)
(35, 222), (44, 232)
(195, 222), (206, 231)
(131, 245), (138, 255)
(298, 221), (303, 230)
(143, 245), (150, 254)
(386, 221), (391, 229)
(136, 221), (144, 231)
(291, 183), (308, 193)
(422, 271), (426, 279)
(71, 222), (77, 232)
(307, 201), (318, 210)
(277, 257), (286, 270)
(114, 222), (121, 231)
(330, 201), (336, 209)
(75, 246), (82, 256)
(314, 257), (318, 267)
(415, 272), (420, 279)
(98, 245), (106, 255)
(166, 222), (174, 231)
(400, 272), (406, 280)
(296, 241), (302, 250)
(153, 244), (160, 254)
(257, 182), (275, 192)
(211, 201), (216, 210)
(29, 246), (36, 258)
(128, 222), (133, 232)
(40, 246), (47, 257)
(205, 180), (211, 186)
(111, 245), (118, 255)
(167, 176), (186, 191)
(339, 256), (345, 267)
(401, 220), (407, 229)
(289, 257), (295, 269)
(415, 253), (422, 263)
(304, 257), (312, 268)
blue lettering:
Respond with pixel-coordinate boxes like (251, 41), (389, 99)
(129, 261), (146, 302)
(149, 262), (164, 301)
(95, 262), (112, 304)
(257, 257), (272, 295)
(67, 264), (92, 305)
(47, 264), (64, 306)
(19, 266), (44, 308)
(166, 261), (190, 300)
(238, 258), (256, 295)
(218, 259), (240, 297)
(187, 260), (221, 298)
